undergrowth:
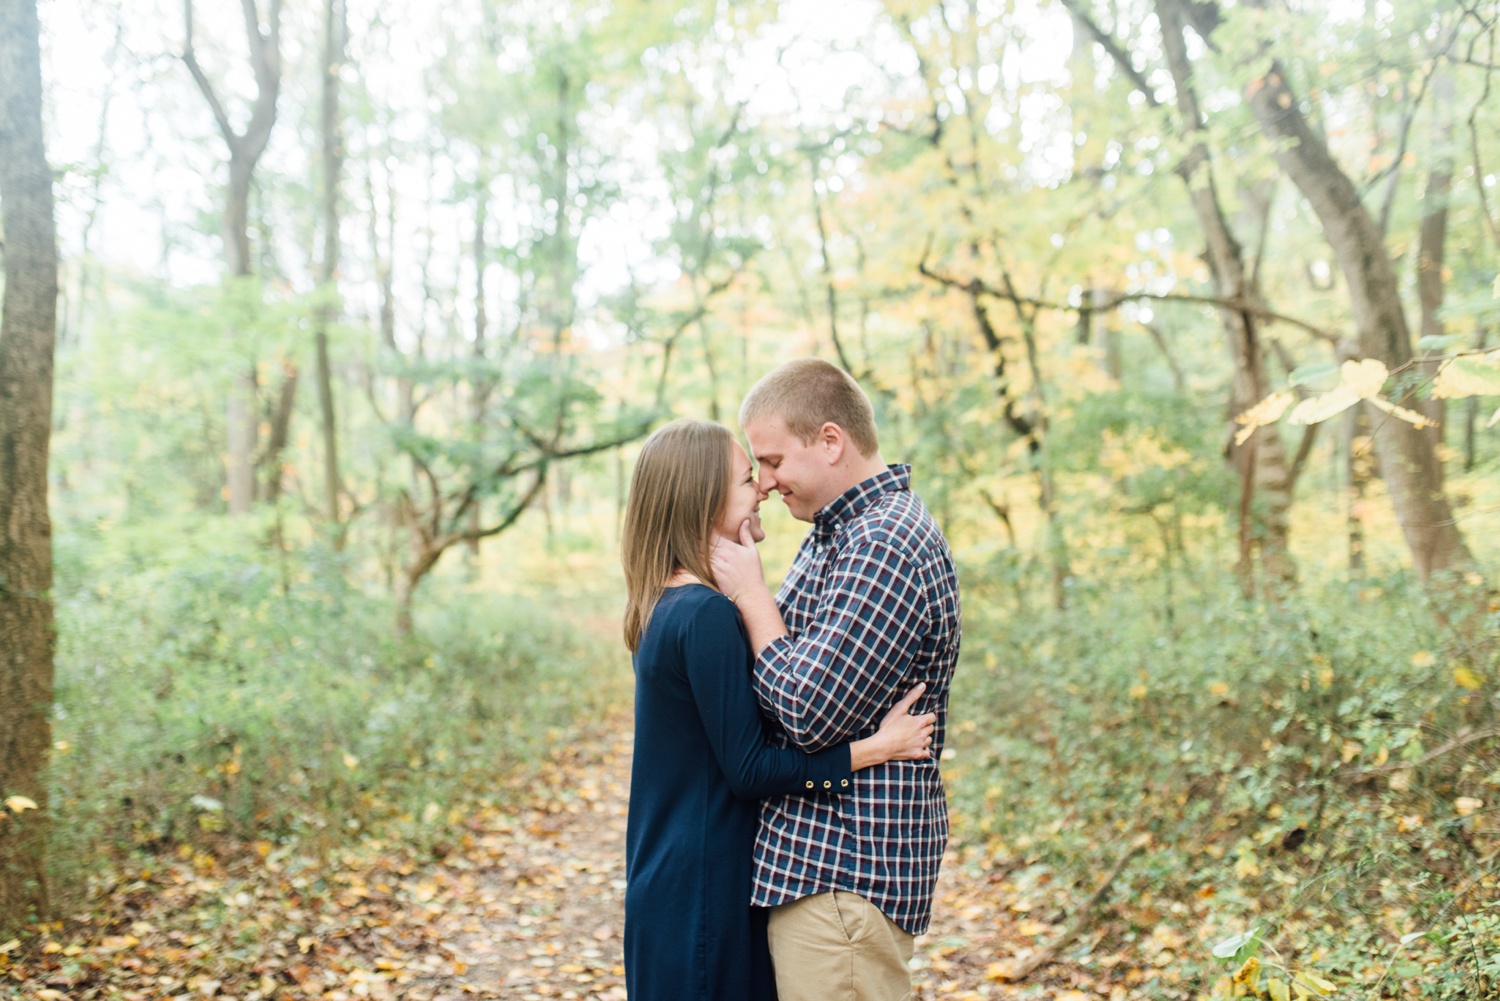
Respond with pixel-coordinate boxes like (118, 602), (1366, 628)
(42, 515), (627, 919)
(949, 557), (1499, 999)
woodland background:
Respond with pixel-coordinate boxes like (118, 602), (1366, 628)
(2, 0), (1500, 998)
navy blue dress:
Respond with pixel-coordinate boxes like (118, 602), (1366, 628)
(625, 584), (852, 1001)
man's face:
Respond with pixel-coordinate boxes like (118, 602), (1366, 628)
(743, 417), (837, 523)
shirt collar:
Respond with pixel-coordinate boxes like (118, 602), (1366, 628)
(811, 464), (910, 547)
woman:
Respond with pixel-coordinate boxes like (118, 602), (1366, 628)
(620, 419), (935, 1001)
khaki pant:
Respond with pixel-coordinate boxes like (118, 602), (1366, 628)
(766, 891), (915, 1001)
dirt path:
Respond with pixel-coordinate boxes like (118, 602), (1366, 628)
(400, 726), (634, 1001)
(397, 720), (1105, 1001)
(4, 716), (1112, 1001)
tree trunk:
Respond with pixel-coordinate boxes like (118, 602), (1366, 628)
(183, 0), (282, 515)
(467, 175), (489, 563)
(1156, 0), (1295, 589)
(1464, 324), (1487, 472)
(314, 0), (345, 532)
(259, 362), (299, 503)
(1344, 405), (1374, 577)
(1416, 63), (1453, 486)
(225, 157), (259, 514)
(1247, 62), (1475, 581)
(0, 0), (59, 929)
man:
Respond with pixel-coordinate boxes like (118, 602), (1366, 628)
(711, 358), (962, 1001)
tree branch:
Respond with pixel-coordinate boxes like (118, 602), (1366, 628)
(1058, 0), (1162, 107)
(918, 255), (1341, 343)
(181, 0), (235, 147)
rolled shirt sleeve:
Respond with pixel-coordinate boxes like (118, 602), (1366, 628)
(754, 539), (929, 751)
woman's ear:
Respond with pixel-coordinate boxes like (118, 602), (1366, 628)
(820, 422), (846, 465)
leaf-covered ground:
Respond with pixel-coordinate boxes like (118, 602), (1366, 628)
(3, 716), (1209, 1001)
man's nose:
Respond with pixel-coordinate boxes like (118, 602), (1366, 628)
(754, 475), (773, 500)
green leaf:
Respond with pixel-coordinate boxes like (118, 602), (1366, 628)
(1288, 362), (1339, 388)
(1212, 926), (1261, 960)
(1416, 333), (1467, 352)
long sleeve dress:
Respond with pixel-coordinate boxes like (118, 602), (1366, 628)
(625, 584), (853, 1001)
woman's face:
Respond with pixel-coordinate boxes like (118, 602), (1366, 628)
(717, 440), (767, 544)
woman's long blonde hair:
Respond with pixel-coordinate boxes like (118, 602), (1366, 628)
(621, 419), (733, 653)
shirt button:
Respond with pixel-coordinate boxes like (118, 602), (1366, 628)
(805, 781), (814, 789)
(823, 780), (831, 789)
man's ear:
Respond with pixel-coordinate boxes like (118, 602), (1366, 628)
(819, 422), (846, 466)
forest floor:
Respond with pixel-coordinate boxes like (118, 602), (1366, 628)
(4, 716), (1154, 1001)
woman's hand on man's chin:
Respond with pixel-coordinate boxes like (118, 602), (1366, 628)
(710, 519), (767, 603)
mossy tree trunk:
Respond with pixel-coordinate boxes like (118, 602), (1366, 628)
(0, 0), (59, 931)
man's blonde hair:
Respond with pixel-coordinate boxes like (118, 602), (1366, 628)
(739, 358), (879, 457)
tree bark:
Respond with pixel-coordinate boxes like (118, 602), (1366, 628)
(467, 172), (489, 562)
(1463, 323), (1487, 473)
(259, 362), (299, 503)
(1416, 63), (1453, 486)
(1247, 62), (1474, 581)
(1156, 0), (1295, 590)
(314, 0), (345, 531)
(0, 0), (59, 929)
(183, 0), (282, 515)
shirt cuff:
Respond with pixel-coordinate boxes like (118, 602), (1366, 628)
(795, 743), (854, 796)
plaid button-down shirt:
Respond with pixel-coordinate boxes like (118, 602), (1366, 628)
(750, 464), (961, 935)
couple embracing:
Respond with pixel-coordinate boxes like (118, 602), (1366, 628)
(620, 358), (962, 1001)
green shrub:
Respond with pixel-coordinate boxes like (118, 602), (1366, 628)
(947, 556), (1499, 998)
(45, 515), (626, 909)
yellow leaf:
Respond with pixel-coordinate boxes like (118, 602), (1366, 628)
(1129, 684), (1148, 700)
(1369, 396), (1439, 429)
(1454, 666), (1484, 690)
(4, 796), (38, 814)
(1209, 681), (1231, 697)
(1294, 971), (1336, 995)
(1432, 350), (1500, 399)
(1269, 977), (1291, 1001)
(1342, 358), (1390, 397)
(1410, 650), (1434, 667)
(343, 753), (359, 770)
(1455, 796), (1484, 816)
(1233, 956), (1262, 986)
(1287, 384), (1360, 425)
(1234, 391), (1295, 445)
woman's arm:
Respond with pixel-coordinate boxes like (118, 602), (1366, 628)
(849, 683), (934, 771)
(685, 594), (933, 800)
